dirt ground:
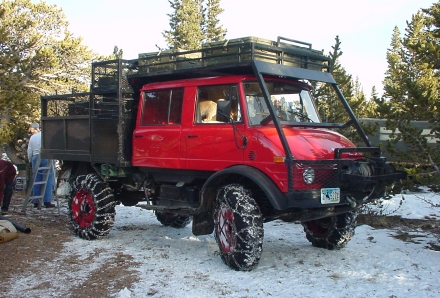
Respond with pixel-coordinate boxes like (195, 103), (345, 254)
(0, 191), (439, 297)
(0, 191), (140, 298)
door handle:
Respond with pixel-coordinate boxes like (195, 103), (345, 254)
(187, 135), (199, 138)
(134, 134), (144, 138)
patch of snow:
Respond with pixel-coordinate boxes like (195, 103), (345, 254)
(6, 191), (440, 297)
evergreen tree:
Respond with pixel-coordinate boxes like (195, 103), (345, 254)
(163, 0), (226, 50)
(313, 36), (379, 145)
(205, 0), (227, 43)
(163, 0), (181, 49)
(375, 27), (404, 119)
(111, 46), (124, 59)
(351, 78), (378, 136)
(0, 0), (94, 164)
(352, 76), (373, 119)
(412, 3), (440, 70)
(381, 7), (440, 191)
(367, 86), (381, 118)
(314, 36), (353, 124)
(163, 0), (204, 50)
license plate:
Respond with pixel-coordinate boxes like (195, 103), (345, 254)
(321, 188), (340, 204)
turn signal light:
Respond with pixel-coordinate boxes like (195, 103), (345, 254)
(273, 156), (285, 163)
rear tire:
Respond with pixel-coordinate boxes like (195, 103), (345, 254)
(214, 184), (264, 271)
(69, 174), (116, 240)
(155, 211), (191, 228)
(301, 211), (357, 249)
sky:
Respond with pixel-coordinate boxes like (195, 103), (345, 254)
(3, 189), (440, 297)
(34, 0), (436, 98)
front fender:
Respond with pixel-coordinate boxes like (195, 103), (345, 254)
(192, 165), (286, 236)
(201, 165), (286, 210)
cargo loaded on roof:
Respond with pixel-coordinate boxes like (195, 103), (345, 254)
(40, 36), (406, 271)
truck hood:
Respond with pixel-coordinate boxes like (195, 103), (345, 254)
(258, 127), (357, 160)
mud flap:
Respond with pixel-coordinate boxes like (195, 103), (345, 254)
(192, 212), (214, 236)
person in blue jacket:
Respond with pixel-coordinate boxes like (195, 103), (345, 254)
(27, 122), (55, 208)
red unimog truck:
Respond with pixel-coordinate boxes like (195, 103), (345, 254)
(40, 36), (406, 271)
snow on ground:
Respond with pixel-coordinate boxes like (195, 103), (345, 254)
(8, 189), (440, 297)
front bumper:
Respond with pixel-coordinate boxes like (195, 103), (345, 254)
(284, 148), (407, 209)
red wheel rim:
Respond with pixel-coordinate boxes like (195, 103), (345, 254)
(217, 205), (236, 253)
(163, 212), (176, 218)
(307, 217), (334, 237)
(71, 189), (96, 229)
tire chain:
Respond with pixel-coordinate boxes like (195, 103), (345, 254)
(70, 174), (116, 240)
(154, 211), (192, 228)
(302, 211), (357, 250)
(214, 184), (264, 271)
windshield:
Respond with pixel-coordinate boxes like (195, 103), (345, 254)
(244, 81), (320, 125)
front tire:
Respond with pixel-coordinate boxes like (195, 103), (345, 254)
(155, 211), (192, 228)
(214, 184), (264, 271)
(301, 211), (357, 249)
(69, 174), (116, 240)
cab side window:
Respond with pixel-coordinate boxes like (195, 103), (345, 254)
(141, 88), (184, 125)
(195, 84), (241, 124)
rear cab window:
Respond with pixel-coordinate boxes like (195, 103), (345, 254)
(141, 88), (184, 125)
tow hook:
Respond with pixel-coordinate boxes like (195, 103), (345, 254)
(346, 196), (357, 208)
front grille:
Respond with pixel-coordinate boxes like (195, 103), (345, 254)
(292, 161), (339, 190)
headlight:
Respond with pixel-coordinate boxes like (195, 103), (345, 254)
(303, 167), (315, 184)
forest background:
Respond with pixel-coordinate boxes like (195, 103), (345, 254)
(0, 0), (439, 192)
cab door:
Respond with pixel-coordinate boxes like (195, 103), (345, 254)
(133, 88), (184, 169)
(183, 84), (245, 170)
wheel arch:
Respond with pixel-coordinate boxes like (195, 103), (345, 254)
(193, 165), (285, 236)
(201, 165), (286, 212)
(60, 161), (96, 180)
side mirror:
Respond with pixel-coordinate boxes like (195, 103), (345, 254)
(216, 100), (231, 122)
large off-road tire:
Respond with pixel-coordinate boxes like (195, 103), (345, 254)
(155, 211), (192, 228)
(69, 174), (116, 240)
(214, 184), (264, 271)
(301, 211), (357, 250)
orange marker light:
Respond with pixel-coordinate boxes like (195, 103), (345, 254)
(273, 156), (285, 163)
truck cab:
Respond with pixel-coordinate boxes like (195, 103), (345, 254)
(40, 36), (406, 271)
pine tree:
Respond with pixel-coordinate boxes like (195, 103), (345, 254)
(412, 3), (440, 70)
(313, 36), (381, 145)
(163, 0), (181, 49)
(111, 46), (124, 59)
(0, 0), (94, 164)
(352, 77), (371, 118)
(381, 7), (440, 191)
(367, 86), (381, 118)
(351, 78), (379, 136)
(313, 36), (353, 124)
(204, 0), (227, 43)
(163, 0), (204, 50)
(375, 26), (404, 119)
(163, 0), (226, 50)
